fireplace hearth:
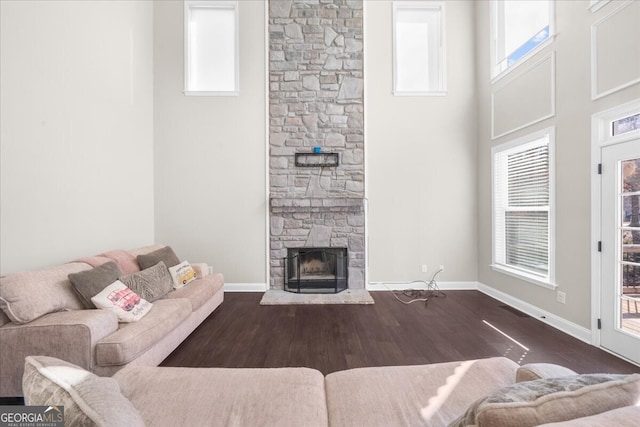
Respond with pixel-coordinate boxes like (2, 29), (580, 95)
(285, 248), (348, 294)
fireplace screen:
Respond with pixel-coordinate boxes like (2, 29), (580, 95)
(285, 248), (348, 293)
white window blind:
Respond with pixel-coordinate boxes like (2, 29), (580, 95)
(493, 131), (554, 282)
(393, 2), (446, 95)
(184, 1), (239, 95)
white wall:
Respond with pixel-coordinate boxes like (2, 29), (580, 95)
(0, 0), (155, 275)
(475, 0), (640, 328)
(365, 1), (478, 284)
(153, 1), (266, 285)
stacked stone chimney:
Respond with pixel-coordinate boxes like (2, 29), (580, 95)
(268, 0), (365, 290)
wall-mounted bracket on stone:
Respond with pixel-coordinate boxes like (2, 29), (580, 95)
(294, 152), (339, 168)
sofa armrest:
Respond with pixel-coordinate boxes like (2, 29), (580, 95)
(0, 309), (118, 396)
(191, 263), (209, 278)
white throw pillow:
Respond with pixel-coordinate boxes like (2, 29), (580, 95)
(91, 281), (152, 323)
(168, 261), (197, 289)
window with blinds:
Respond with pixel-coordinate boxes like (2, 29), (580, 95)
(493, 129), (554, 284)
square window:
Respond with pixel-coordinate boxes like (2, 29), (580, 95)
(393, 2), (446, 95)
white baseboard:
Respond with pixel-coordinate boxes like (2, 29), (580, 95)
(477, 282), (592, 344)
(367, 281), (479, 291)
(224, 283), (267, 292)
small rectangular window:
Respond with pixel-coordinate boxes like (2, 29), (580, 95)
(493, 128), (555, 286)
(393, 2), (446, 95)
(612, 113), (640, 136)
(491, 0), (554, 79)
(184, 1), (239, 96)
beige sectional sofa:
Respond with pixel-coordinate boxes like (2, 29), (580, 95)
(22, 355), (640, 426)
(0, 244), (224, 397)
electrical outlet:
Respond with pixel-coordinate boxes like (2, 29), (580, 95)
(557, 291), (566, 304)
(439, 265), (445, 272)
(421, 264), (428, 273)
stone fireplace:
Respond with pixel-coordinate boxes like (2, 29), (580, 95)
(269, 0), (365, 291)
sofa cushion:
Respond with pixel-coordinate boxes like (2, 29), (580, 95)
(449, 374), (640, 427)
(325, 357), (519, 427)
(164, 273), (224, 311)
(95, 298), (192, 366)
(516, 363), (578, 382)
(91, 281), (153, 323)
(68, 261), (122, 309)
(100, 249), (140, 275)
(0, 262), (88, 324)
(22, 355), (144, 427)
(537, 405), (640, 427)
(137, 246), (180, 270)
(119, 261), (173, 302)
(114, 366), (328, 427)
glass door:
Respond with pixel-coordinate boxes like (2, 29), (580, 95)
(601, 138), (640, 364)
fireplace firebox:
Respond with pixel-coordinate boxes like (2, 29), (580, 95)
(285, 248), (348, 293)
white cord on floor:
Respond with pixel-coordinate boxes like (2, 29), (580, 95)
(383, 269), (446, 305)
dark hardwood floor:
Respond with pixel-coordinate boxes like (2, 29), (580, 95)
(162, 291), (639, 375)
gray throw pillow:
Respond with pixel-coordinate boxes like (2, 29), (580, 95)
(119, 261), (174, 302)
(137, 246), (180, 270)
(448, 374), (640, 427)
(68, 261), (122, 309)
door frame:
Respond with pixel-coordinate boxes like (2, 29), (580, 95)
(591, 98), (640, 353)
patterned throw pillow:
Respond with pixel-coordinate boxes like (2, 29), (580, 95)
(168, 261), (197, 289)
(119, 262), (173, 302)
(448, 374), (640, 427)
(91, 281), (152, 323)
